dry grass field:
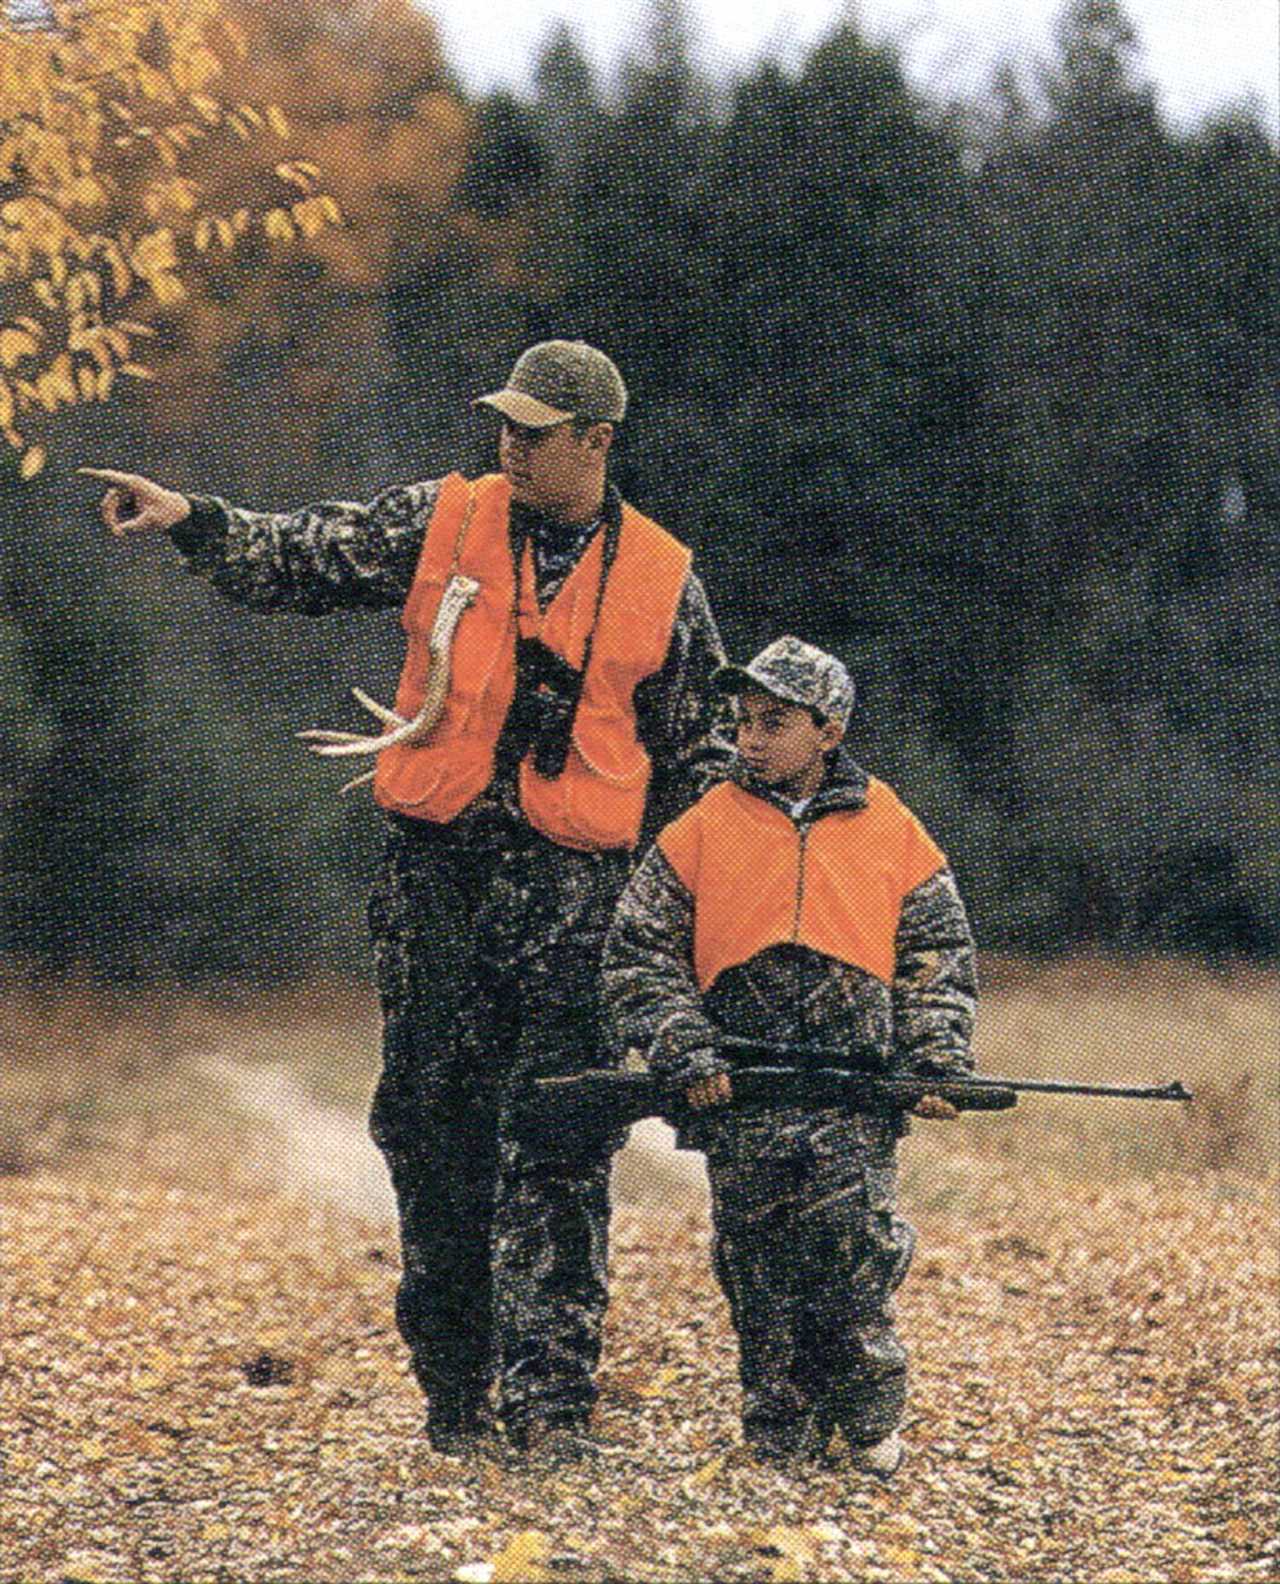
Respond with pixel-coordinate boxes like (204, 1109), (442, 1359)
(3, 958), (1277, 1583)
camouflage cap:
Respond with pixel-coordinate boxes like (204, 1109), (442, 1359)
(714, 636), (855, 726)
(473, 340), (628, 428)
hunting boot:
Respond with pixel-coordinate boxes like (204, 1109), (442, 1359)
(425, 1392), (499, 1457)
(746, 1409), (833, 1469)
(847, 1429), (903, 1480)
(505, 1411), (599, 1465)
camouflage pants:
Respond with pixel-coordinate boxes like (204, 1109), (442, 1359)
(703, 1111), (916, 1449)
(366, 810), (628, 1429)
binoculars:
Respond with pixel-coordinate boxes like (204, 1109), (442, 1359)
(503, 636), (586, 779)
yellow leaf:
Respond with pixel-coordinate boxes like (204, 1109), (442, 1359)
(148, 273), (186, 306)
(490, 1531), (552, 1584)
(19, 445), (45, 480)
(194, 218), (213, 252)
(638, 1365), (679, 1399)
(120, 363), (156, 380)
(266, 104), (291, 138)
(683, 1453), (725, 1490)
(80, 1436), (108, 1461)
(222, 16), (251, 59)
(0, 378), (11, 427)
(216, 219), (235, 251)
(133, 228), (178, 276)
(103, 244), (132, 299)
(46, 354), (78, 402)
(263, 209), (296, 244)
(137, 65), (170, 102)
(883, 1544), (922, 1571)
(32, 279), (60, 310)
(763, 1562), (804, 1584)
(318, 195), (344, 226)
(0, 329), (39, 368)
(292, 199), (326, 240)
(185, 48), (225, 92)
(60, 1555), (107, 1584)
(67, 271), (102, 312)
(96, 368), (115, 400)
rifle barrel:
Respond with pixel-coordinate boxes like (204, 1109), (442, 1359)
(963, 1076), (1193, 1101)
(717, 1039), (1191, 1102)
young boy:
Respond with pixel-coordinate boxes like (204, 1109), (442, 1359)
(602, 636), (977, 1476)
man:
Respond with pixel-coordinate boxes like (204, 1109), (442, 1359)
(85, 341), (728, 1460)
(602, 637), (977, 1473)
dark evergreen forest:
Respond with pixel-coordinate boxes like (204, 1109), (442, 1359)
(2, 0), (1276, 978)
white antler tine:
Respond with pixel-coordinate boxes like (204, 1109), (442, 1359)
(302, 734), (396, 757)
(296, 729), (372, 745)
(351, 687), (407, 728)
(298, 572), (480, 791)
(339, 768), (377, 795)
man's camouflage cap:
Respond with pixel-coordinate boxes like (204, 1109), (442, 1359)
(714, 636), (855, 727)
(474, 340), (628, 428)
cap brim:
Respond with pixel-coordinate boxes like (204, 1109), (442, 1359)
(473, 389), (574, 427)
(712, 664), (804, 704)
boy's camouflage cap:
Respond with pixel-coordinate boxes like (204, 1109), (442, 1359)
(714, 636), (856, 726)
(474, 341), (628, 428)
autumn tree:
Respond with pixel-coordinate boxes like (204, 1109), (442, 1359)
(104, 0), (481, 479)
(0, 0), (344, 476)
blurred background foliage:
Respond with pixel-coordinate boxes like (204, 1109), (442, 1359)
(1, 0), (1276, 979)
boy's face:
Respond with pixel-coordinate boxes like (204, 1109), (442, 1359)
(734, 688), (844, 793)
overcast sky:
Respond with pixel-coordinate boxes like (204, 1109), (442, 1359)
(425, 0), (1278, 129)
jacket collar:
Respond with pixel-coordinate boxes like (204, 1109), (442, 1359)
(509, 480), (621, 554)
(731, 743), (870, 822)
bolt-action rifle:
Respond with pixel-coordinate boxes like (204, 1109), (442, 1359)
(510, 1035), (1192, 1149)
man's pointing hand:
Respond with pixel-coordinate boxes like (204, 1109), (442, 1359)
(78, 467), (191, 536)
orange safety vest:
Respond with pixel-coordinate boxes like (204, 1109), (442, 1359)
(657, 778), (946, 991)
(373, 473), (691, 851)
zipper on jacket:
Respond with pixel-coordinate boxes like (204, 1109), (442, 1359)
(790, 821), (810, 942)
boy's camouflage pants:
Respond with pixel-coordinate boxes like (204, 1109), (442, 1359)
(366, 810), (628, 1431)
(702, 1111), (916, 1451)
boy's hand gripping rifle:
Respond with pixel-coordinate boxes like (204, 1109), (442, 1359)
(510, 1036), (1192, 1149)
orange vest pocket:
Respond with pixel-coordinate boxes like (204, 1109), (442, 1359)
(374, 739), (493, 818)
(521, 707), (651, 851)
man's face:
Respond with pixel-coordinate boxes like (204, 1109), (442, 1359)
(734, 688), (843, 792)
(498, 417), (610, 517)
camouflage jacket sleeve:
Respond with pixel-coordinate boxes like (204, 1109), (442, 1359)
(632, 571), (734, 846)
(166, 480), (444, 614)
(601, 845), (726, 1084)
(892, 866), (978, 1073)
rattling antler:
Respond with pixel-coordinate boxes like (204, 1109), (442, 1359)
(297, 573), (481, 793)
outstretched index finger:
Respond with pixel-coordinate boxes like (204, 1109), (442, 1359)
(77, 466), (141, 487)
